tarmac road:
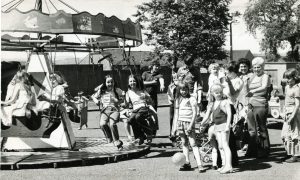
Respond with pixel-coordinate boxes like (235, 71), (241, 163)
(1, 107), (300, 180)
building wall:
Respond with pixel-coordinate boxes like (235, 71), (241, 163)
(264, 63), (286, 92)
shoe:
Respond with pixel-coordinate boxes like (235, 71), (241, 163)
(198, 166), (206, 173)
(220, 168), (234, 174)
(169, 135), (176, 142)
(179, 163), (192, 171)
(285, 156), (298, 163)
(217, 166), (224, 172)
(211, 166), (218, 170)
(241, 144), (248, 151)
(116, 140), (123, 151)
(137, 138), (144, 145)
(78, 127), (82, 130)
(146, 138), (152, 144)
(280, 155), (291, 161)
(257, 152), (268, 159)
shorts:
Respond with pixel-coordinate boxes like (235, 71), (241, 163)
(100, 106), (119, 123)
(214, 123), (227, 132)
(176, 121), (195, 136)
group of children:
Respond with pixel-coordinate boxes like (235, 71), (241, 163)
(91, 74), (158, 150)
(167, 60), (300, 174)
(168, 63), (237, 174)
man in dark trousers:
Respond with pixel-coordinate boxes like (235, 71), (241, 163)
(142, 61), (165, 133)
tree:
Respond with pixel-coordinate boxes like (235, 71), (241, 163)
(134, 0), (231, 67)
(244, 0), (300, 61)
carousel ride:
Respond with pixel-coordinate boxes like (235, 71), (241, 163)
(1, 0), (143, 151)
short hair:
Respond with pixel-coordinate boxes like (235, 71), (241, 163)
(208, 63), (220, 73)
(284, 68), (300, 84)
(224, 61), (239, 74)
(252, 57), (265, 67)
(238, 58), (251, 69)
(209, 83), (224, 102)
(149, 61), (160, 70)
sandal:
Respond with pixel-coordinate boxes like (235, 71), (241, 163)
(179, 163), (192, 171)
(220, 168), (234, 174)
(198, 166), (206, 173)
(116, 140), (123, 151)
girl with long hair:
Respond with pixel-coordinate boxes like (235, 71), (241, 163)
(92, 75), (123, 150)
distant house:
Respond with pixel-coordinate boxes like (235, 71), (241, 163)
(265, 58), (300, 93)
(226, 50), (254, 62)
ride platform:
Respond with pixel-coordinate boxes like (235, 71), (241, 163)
(0, 138), (150, 170)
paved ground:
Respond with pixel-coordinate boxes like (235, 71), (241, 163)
(1, 103), (300, 180)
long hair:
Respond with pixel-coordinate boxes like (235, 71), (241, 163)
(175, 82), (191, 100)
(100, 75), (119, 100)
(15, 70), (32, 96)
(128, 74), (145, 91)
(49, 72), (65, 85)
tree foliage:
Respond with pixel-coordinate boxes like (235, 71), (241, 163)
(134, 0), (231, 67)
(244, 0), (300, 61)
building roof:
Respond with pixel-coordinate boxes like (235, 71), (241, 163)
(53, 49), (174, 67)
(226, 50), (254, 62)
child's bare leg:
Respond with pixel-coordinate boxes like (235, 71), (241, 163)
(208, 125), (218, 167)
(216, 132), (225, 170)
(180, 134), (190, 163)
(218, 131), (232, 172)
(188, 134), (203, 166)
(123, 119), (133, 140)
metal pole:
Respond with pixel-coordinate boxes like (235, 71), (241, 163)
(230, 22), (233, 61)
(37, 0), (42, 40)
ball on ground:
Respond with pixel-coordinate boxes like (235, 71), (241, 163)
(172, 152), (186, 166)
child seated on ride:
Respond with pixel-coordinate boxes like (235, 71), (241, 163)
(91, 75), (123, 150)
(125, 74), (156, 145)
(171, 82), (206, 173)
(281, 68), (300, 163)
(1, 70), (36, 126)
(38, 73), (66, 105)
(200, 84), (233, 174)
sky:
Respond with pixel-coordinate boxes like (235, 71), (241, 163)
(1, 0), (290, 61)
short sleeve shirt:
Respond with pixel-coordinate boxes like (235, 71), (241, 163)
(285, 84), (300, 107)
(142, 71), (162, 95)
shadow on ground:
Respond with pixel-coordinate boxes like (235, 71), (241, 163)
(236, 145), (286, 172)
